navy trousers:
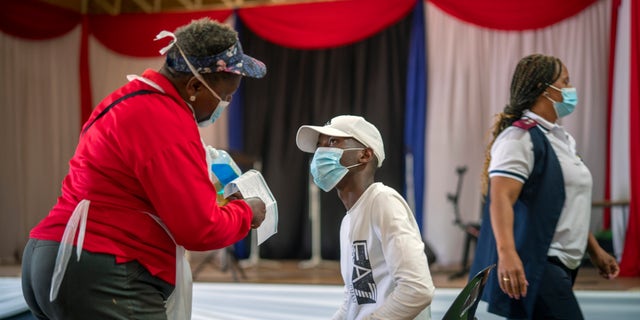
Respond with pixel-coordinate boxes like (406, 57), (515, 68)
(509, 256), (583, 320)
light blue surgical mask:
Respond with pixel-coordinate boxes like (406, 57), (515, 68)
(197, 97), (229, 128)
(185, 99), (229, 128)
(310, 147), (364, 192)
(546, 84), (578, 118)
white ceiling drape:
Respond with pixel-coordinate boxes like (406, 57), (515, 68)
(0, 27), (81, 257)
(610, 0), (631, 262)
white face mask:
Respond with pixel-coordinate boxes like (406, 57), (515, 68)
(155, 31), (231, 128)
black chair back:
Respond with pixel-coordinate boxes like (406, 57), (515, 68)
(442, 264), (496, 320)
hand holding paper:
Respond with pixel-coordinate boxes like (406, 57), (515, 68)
(244, 197), (266, 228)
(224, 170), (278, 245)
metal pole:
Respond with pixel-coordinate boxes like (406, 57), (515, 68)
(300, 173), (331, 268)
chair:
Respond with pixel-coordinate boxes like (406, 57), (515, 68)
(447, 166), (481, 280)
(442, 264), (495, 320)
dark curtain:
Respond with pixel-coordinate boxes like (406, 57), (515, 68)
(237, 14), (413, 259)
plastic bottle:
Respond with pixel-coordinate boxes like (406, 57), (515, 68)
(207, 147), (242, 204)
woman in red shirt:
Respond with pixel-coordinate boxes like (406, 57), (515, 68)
(21, 18), (267, 319)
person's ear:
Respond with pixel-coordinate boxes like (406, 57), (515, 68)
(360, 148), (374, 164)
(185, 76), (201, 96)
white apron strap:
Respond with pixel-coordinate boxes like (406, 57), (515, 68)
(145, 213), (193, 320)
(49, 199), (90, 302)
(48, 200), (193, 320)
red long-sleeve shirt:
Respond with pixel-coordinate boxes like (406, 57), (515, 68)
(30, 69), (252, 285)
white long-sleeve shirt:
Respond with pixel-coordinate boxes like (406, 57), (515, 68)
(332, 183), (435, 320)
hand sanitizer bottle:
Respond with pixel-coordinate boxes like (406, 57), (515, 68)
(207, 147), (242, 204)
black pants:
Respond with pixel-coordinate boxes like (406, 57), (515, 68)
(21, 239), (174, 320)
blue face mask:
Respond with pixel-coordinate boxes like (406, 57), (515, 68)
(185, 99), (229, 128)
(547, 84), (578, 118)
(197, 98), (229, 128)
(310, 147), (364, 192)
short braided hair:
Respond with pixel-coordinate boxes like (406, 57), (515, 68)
(481, 54), (563, 194)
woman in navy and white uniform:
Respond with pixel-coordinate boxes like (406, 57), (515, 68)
(470, 54), (619, 320)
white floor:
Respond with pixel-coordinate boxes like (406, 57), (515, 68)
(2, 278), (639, 319)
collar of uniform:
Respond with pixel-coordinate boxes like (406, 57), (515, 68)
(523, 110), (556, 132)
(523, 110), (570, 144)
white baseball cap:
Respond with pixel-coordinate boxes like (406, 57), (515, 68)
(296, 115), (385, 167)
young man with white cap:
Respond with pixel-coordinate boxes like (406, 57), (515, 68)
(296, 115), (435, 320)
